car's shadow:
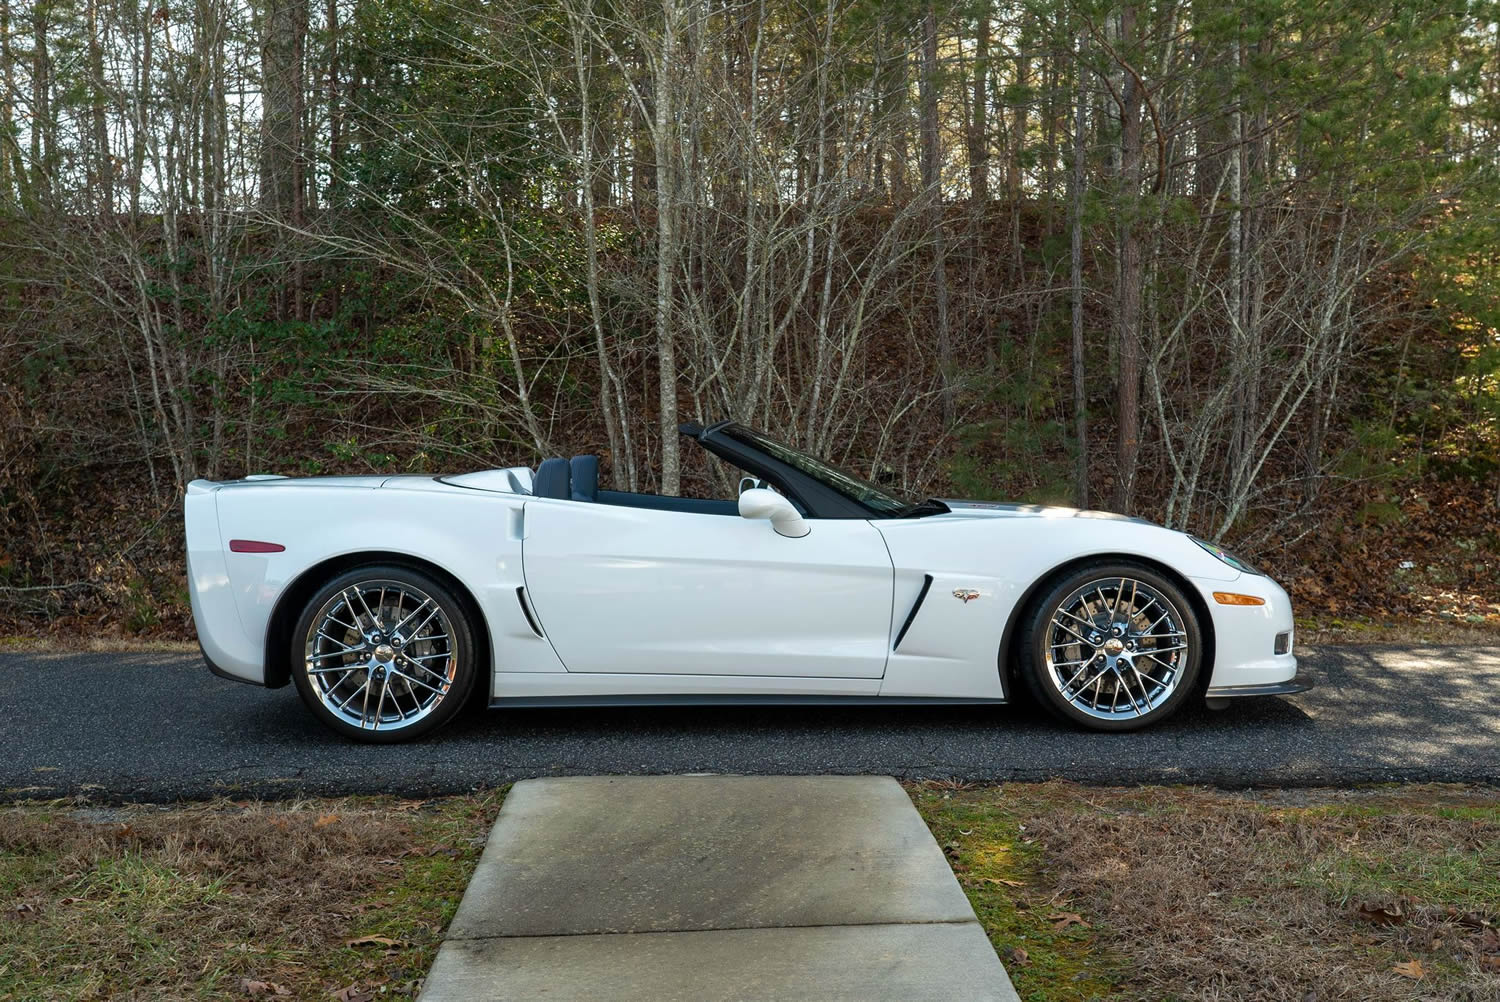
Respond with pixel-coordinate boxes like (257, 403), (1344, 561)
(233, 682), (1315, 747)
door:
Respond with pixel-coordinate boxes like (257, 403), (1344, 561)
(521, 499), (894, 678)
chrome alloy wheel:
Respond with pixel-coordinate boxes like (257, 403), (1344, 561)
(302, 579), (458, 733)
(1042, 576), (1190, 721)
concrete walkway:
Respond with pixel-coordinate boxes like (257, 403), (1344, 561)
(420, 775), (1020, 1001)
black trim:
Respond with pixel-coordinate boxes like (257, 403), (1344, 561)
(597, 489), (739, 516)
(893, 574), (933, 651)
(515, 587), (545, 637)
(490, 694), (1007, 709)
(1204, 680), (1313, 698)
(680, 421), (874, 519)
(199, 640), (264, 687)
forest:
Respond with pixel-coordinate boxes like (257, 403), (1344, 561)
(0, 0), (1497, 637)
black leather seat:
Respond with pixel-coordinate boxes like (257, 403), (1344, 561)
(533, 457), (571, 499)
(570, 455), (599, 502)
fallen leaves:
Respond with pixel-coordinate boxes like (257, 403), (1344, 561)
(332, 984), (374, 1002)
(1355, 902), (1406, 926)
(1048, 911), (1091, 931)
(5, 902), (40, 922)
(1391, 959), (1424, 980)
(314, 814), (341, 828)
(345, 934), (403, 949)
(241, 979), (291, 997)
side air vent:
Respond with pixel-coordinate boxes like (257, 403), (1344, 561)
(515, 586), (545, 638)
(893, 574), (934, 651)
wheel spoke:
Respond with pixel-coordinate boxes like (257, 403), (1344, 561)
(391, 668), (448, 697)
(335, 679), (366, 713)
(347, 587), (378, 628)
(391, 597), (431, 637)
(1056, 607), (1098, 631)
(316, 632), (361, 653)
(370, 674), (390, 730)
(408, 605), (442, 639)
(1051, 620), (1094, 645)
(308, 663), (358, 675)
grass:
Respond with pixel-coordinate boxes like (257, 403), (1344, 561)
(0, 793), (504, 1001)
(4, 784), (1499, 1000)
(1294, 614), (1500, 646)
(0, 636), (198, 653)
(911, 782), (1500, 1001)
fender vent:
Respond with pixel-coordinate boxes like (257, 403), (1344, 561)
(515, 587), (544, 638)
(893, 574), (933, 651)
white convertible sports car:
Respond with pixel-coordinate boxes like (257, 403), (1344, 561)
(185, 421), (1307, 742)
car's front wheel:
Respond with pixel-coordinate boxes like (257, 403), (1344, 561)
(289, 565), (477, 742)
(1019, 561), (1203, 731)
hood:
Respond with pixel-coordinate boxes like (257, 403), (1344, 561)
(937, 499), (1157, 525)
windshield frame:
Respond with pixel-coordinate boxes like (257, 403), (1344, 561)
(718, 425), (922, 516)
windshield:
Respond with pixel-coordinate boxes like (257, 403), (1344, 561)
(721, 425), (919, 515)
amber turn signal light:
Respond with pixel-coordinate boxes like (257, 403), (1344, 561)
(1212, 591), (1266, 606)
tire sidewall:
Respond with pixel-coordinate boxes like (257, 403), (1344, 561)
(289, 565), (477, 743)
(1022, 561), (1203, 732)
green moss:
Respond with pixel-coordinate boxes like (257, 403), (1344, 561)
(912, 788), (1124, 1001)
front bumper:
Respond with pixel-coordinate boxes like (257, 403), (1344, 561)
(1192, 571), (1302, 693)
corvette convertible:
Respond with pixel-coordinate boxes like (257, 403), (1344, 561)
(185, 420), (1307, 742)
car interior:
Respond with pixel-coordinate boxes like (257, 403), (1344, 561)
(530, 455), (746, 516)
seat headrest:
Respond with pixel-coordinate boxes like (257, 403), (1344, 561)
(533, 457), (571, 500)
(570, 455), (599, 502)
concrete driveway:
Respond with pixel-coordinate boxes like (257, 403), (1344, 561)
(418, 775), (1019, 1002)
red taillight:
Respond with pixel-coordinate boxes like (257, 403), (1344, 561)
(229, 539), (285, 553)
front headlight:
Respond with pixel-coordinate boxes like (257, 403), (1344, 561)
(1190, 536), (1263, 575)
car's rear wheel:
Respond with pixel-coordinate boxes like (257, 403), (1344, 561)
(1020, 561), (1202, 731)
(290, 565), (476, 742)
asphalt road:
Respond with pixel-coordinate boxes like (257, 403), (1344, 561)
(2, 646), (1497, 801)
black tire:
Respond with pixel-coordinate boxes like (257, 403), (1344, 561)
(1019, 560), (1203, 732)
(289, 564), (477, 743)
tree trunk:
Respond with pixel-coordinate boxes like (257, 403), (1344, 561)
(0, 0), (17, 204)
(30, 0), (52, 200)
(920, 5), (954, 426)
(968, 6), (989, 204)
(1114, 4), (1144, 514)
(1071, 33), (1089, 509)
(655, 0), (681, 495)
(86, 0), (112, 214)
(1008, 49), (1028, 275)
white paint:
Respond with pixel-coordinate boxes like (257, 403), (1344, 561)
(186, 471), (1300, 714)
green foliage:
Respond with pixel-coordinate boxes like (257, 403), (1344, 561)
(951, 324), (1077, 506)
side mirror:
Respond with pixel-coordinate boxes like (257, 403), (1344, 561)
(738, 488), (810, 538)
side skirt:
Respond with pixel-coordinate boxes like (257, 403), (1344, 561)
(489, 694), (1008, 709)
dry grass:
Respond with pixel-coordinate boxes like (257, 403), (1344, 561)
(5, 784), (1499, 1000)
(0, 636), (198, 654)
(913, 782), (1500, 1002)
(1295, 615), (1500, 647)
(0, 794), (504, 1001)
